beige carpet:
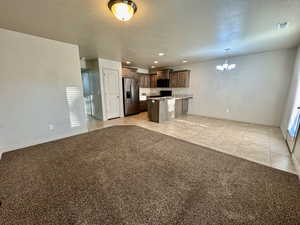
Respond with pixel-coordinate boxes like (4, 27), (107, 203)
(1, 125), (300, 225)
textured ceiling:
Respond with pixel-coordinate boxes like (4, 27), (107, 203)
(0, 0), (300, 68)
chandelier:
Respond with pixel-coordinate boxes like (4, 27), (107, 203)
(216, 60), (236, 71)
(216, 48), (236, 71)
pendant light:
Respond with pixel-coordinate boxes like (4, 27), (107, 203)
(108, 0), (138, 22)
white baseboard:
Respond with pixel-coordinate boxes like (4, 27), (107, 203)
(291, 154), (300, 180)
(0, 128), (87, 160)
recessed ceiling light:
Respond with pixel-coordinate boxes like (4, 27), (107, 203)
(108, 0), (138, 22)
(158, 53), (165, 56)
(277, 22), (289, 29)
(126, 61), (131, 64)
(151, 66), (156, 69)
(182, 60), (188, 63)
(154, 61), (159, 64)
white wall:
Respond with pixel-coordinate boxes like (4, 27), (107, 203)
(172, 49), (296, 126)
(0, 28), (87, 157)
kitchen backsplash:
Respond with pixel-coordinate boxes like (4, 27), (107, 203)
(140, 88), (192, 100)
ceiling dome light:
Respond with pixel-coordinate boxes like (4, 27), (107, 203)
(108, 0), (137, 22)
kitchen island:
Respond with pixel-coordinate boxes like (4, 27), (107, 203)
(147, 96), (192, 123)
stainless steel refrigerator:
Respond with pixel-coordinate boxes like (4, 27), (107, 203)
(123, 77), (140, 116)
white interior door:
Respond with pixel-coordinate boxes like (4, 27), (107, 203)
(103, 68), (121, 119)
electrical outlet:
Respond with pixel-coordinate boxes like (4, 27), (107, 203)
(48, 124), (54, 131)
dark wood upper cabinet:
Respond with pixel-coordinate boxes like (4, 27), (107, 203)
(139, 74), (151, 88)
(178, 71), (186, 87)
(122, 67), (138, 78)
(122, 67), (190, 88)
(171, 71), (178, 88)
(156, 69), (172, 80)
(150, 74), (157, 88)
(170, 70), (190, 88)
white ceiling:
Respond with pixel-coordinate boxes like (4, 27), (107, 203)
(0, 0), (300, 68)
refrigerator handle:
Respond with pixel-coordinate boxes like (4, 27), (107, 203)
(130, 81), (134, 101)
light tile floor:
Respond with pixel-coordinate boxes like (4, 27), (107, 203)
(87, 113), (296, 174)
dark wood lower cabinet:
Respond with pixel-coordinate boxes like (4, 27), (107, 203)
(147, 100), (160, 122)
(140, 100), (147, 112)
